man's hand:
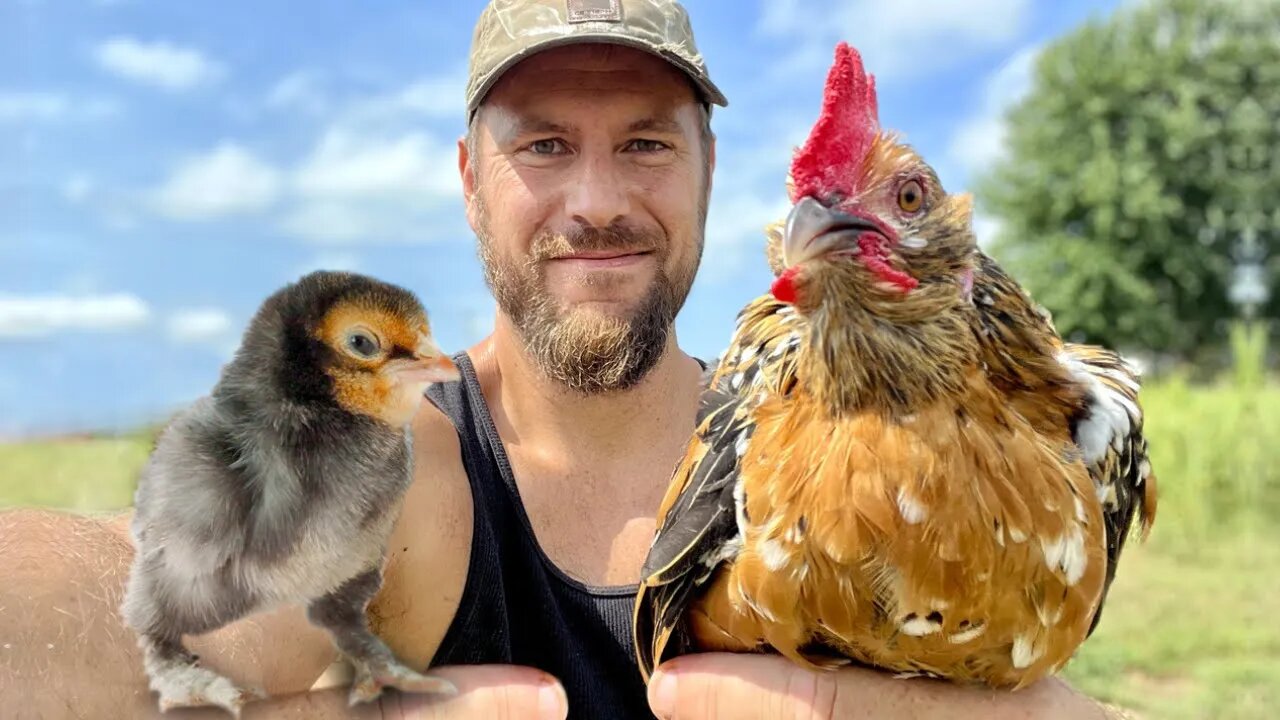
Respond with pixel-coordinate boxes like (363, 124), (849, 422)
(646, 653), (1113, 720)
(372, 665), (569, 720)
(226, 665), (569, 720)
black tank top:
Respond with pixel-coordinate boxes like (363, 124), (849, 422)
(425, 352), (662, 720)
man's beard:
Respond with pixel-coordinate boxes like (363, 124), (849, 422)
(475, 197), (704, 395)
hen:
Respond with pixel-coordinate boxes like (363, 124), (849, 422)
(634, 42), (1157, 689)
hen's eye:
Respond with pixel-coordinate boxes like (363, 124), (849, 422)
(346, 331), (380, 358)
(898, 180), (924, 213)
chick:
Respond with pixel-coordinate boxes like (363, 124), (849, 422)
(121, 270), (460, 716)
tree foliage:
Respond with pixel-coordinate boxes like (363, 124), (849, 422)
(979, 0), (1278, 358)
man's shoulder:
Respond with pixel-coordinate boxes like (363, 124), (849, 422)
(413, 396), (464, 453)
(408, 398), (471, 506)
(375, 399), (474, 669)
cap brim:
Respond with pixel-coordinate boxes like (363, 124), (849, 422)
(467, 32), (729, 118)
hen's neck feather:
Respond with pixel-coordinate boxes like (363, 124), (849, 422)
(797, 294), (979, 418)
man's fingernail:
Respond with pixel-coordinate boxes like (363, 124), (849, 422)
(539, 676), (568, 720)
(649, 668), (677, 719)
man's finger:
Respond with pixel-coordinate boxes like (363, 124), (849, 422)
(390, 664), (568, 720)
(647, 653), (839, 720)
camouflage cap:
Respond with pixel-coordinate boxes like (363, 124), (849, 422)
(466, 0), (728, 120)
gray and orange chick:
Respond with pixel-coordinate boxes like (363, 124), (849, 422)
(122, 270), (459, 716)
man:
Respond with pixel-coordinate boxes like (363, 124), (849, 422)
(6, 1), (1115, 718)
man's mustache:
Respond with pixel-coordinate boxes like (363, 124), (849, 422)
(531, 223), (663, 261)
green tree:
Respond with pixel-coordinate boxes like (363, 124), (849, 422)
(979, 0), (1278, 359)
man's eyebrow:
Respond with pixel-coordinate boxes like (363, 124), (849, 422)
(627, 117), (683, 134)
(512, 117), (576, 135)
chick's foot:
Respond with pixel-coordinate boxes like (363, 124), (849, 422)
(140, 634), (265, 717)
(150, 663), (266, 718)
(347, 655), (457, 706)
(307, 566), (457, 706)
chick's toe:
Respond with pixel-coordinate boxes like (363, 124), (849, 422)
(347, 657), (457, 706)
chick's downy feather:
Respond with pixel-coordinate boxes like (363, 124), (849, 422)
(635, 43), (1156, 689)
(122, 270), (458, 716)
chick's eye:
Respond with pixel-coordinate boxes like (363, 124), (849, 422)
(898, 180), (924, 213)
(346, 331), (380, 358)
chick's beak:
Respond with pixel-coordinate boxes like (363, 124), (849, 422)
(782, 196), (881, 267)
(392, 335), (460, 384)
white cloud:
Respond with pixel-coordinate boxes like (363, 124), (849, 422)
(947, 44), (1041, 181)
(63, 177), (141, 229)
(94, 37), (223, 91)
(266, 68), (465, 121)
(698, 112), (806, 257)
(0, 92), (120, 123)
(706, 192), (790, 250)
(294, 129), (457, 201)
(279, 195), (465, 245)
(0, 92), (68, 122)
(361, 73), (466, 120)
(82, 97), (122, 118)
(167, 308), (233, 344)
(972, 210), (1003, 249)
(701, 190), (790, 278)
(282, 127), (462, 243)
(151, 142), (282, 220)
(271, 67), (468, 243)
(0, 293), (150, 338)
(760, 0), (1032, 80)
(267, 70), (327, 114)
(63, 173), (94, 204)
(137, 72), (465, 241)
(280, 202), (380, 243)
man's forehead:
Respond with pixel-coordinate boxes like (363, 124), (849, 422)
(482, 94), (697, 148)
(485, 104), (690, 137)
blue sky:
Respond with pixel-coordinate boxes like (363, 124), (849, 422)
(1, 0), (1125, 436)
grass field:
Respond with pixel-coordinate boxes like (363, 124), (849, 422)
(2, 374), (1276, 719)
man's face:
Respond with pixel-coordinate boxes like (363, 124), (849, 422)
(461, 45), (713, 393)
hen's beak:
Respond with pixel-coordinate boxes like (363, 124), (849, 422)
(782, 196), (881, 267)
(393, 335), (460, 384)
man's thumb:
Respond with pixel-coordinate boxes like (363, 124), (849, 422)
(647, 653), (839, 720)
(391, 664), (568, 720)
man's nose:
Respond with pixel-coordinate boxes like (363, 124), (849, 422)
(565, 153), (631, 228)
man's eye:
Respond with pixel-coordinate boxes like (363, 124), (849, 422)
(626, 139), (669, 153)
(528, 139), (565, 155)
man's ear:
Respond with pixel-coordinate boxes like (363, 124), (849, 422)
(707, 133), (717, 195)
(459, 135), (478, 232)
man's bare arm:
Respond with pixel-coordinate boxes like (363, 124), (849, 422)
(1, 508), (337, 719)
(645, 653), (1118, 720)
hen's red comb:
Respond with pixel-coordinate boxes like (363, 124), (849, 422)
(789, 42), (879, 202)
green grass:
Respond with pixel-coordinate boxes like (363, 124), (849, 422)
(1060, 370), (1280, 719)
(1065, 534), (1280, 719)
(0, 430), (154, 512)
(2, 372), (1276, 719)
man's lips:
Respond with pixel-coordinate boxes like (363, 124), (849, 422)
(547, 250), (654, 269)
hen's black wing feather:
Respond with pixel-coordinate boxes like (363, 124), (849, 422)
(634, 299), (804, 680)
